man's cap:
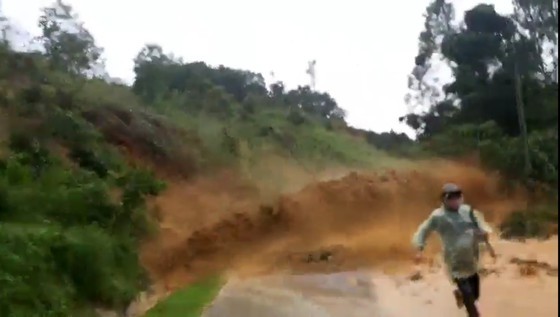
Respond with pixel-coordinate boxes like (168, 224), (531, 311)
(442, 183), (462, 194)
(441, 183), (463, 200)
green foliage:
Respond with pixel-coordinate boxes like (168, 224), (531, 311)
(405, 0), (558, 188)
(286, 109), (307, 126)
(132, 44), (346, 123)
(144, 276), (223, 317)
(0, 225), (74, 317)
(480, 129), (558, 186)
(500, 204), (558, 239)
(422, 121), (503, 156)
(49, 226), (146, 306)
(420, 120), (558, 187)
(38, 0), (103, 75)
(0, 141), (162, 314)
(0, 110), (164, 317)
(47, 108), (101, 146)
(0, 223), (149, 316)
(363, 130), (421, 157)
(155, 100), (389, 172)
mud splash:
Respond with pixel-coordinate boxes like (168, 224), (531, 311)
(140, 159), (528, 294)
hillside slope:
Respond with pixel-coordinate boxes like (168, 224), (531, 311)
(0, 4), (412, 316)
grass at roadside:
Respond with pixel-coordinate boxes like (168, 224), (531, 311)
(143, 276), (223, 317)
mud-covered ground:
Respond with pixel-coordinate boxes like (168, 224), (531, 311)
(202, 237), (558, 317)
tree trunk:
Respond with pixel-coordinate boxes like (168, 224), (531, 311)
(513, 58), (532, 177)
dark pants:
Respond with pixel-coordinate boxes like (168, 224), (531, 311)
(454, 273), (480, 300)
(454, 273), (480, 316)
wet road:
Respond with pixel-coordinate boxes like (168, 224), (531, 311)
(201, 270), (466, 317)
(201, 238), (558, 317)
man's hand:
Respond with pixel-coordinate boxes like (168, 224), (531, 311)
(476, 230), (497, 259)
(414, 251), (424, 264)
(476, 230), (489, 240)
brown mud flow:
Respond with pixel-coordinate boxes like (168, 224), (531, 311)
(140, 159), (528, 291)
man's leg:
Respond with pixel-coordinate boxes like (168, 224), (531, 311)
(455, 275), (480, 317)
(469, 273), (480, 301)
(453, 289), (464, 308)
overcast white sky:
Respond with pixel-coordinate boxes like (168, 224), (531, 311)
(3, 0), (512, 136)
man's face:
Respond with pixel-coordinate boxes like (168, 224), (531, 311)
(444, 191), (463, 210)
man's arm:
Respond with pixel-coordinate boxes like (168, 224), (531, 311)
(473, 209), (493, 234)
(412, 213), (437, 252)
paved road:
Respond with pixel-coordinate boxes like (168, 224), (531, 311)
(202, 238), (558, 317)
(202, 270), (466, 317)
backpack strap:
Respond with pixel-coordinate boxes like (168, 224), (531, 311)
(467, 206), (480, 229)
(467, 205), (497, 258)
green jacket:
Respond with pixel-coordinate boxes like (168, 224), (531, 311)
(412, 204), (493, 279)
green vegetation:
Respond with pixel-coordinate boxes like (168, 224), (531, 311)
(0, 125), (164, 316)
(129, 45), (402, 171)
(403, 0), (558, 237)
(144, 277), (223, 317)
(0, 73), (169, 314)
(500, 204), (558, 239)
(403, 0), (558, 189)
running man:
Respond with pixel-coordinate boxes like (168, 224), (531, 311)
(412, 183), (493, 317)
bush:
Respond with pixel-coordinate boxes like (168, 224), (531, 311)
(0, 225), (75, 317)
(499, 205), (558, 239)
(480, 129), (558, 186)
(421, 121), (558, 187)
(68, 147), (109, 178)
(0, 224), (148, 316)
(0, 141), (163, 315)
(50, 226), (146, 307)
(286, 109), (306, 126)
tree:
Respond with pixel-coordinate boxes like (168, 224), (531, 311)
(461, 4), (534, 175)
(0, 11), (8, 44)
(37, 0), (104, 76)
(404, 3), (552, 135)
(284, 85), (346, 120)
(405, 0), (456, 110)
(512, 0), (558, 82)
(132, 44), (177, 102)
(404, 1), (558, 183)
(130, 45), (347, 122)
(269, 81), (285, 100)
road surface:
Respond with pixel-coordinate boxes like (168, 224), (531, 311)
(202, 238), (558, 317)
